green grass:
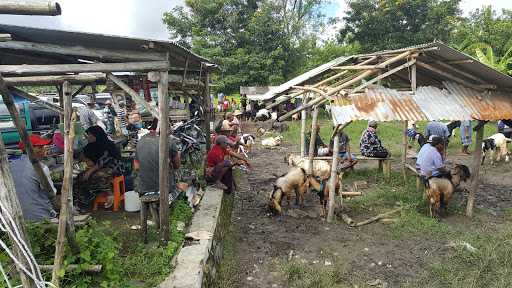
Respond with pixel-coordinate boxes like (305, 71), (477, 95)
(284, 261), (348, 288)
(282, 114), (499, 156)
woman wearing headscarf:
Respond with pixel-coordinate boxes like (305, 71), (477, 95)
(359, 120), (389, 158)
(76, 125), (123, 209)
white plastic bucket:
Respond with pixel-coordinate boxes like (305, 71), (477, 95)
(124, 191), (141, 212)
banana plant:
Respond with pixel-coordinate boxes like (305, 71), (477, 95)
(474, 42), (512, 75)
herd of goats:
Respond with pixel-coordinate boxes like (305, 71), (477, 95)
(244, 115), (512, 220)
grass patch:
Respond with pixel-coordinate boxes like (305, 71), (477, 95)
(284, 261), (348, 288)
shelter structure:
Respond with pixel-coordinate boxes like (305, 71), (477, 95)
(261, 42), (512, 222)
(0, 24), (213, 286)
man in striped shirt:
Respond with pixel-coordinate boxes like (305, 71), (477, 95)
(116, 101), (128, 135)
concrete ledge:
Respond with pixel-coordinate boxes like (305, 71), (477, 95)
(158, 187), (233, 288)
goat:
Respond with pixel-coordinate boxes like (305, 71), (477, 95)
(291, 113), (300, 121)
(268, 167), (308, 214)
(446, 120), (461, 138)
(307, 174), (342, 218)
(482, 133), (512, 165)
(255, 109), (271, 121)
(285, 154), (331, 180)
(238, 134), (255, 157)
(425, 164), (471, 218)
(262, 135), (283, 147)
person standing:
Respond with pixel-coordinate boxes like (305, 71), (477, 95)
(115, 102), (128, 136)
(240, 94), (247, 120)
(103, 100), (117, 135)
(460, 120), (472, 155)
(217, 92), (225, 112)
(425, 120), (449, 142)
(78, 99), (100, 130)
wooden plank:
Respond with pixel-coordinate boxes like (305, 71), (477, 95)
(0, 61), (169, 75)
(327, 131), (341, 223)
(331, 65), (379, 70)
(9, 87), (63, 114)
(158, 71), (170, 244)
(0, 127), (37, 287)
(0, 0), (61, 16)
(300, 94), (308, 157)
(0, 75), (56, 206)
(307, 107), (319, 175)
(466, 121), (484, 217)
(106, 73), (159, 119)
(0, 40), (166, 62)
(4, 73), (105, 85)
(51, 81), (77, 286)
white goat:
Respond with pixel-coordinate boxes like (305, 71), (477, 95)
(262, 135), (283, 147)
(482, 133), (512, 165)
(285, 154), (331, 180)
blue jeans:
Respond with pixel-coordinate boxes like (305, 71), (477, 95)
(339, 151), (357, 160)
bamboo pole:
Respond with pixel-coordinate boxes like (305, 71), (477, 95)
(401, 120), (408, 182)
(307, 107), (319, 175)
(0, 132), (37, 287)
(327, 132), (340, 223)
(203, 71), (211, 150)
(300, 94), (308, 157)
(4, 73), (105, 86)
(51, 81), (76, 286)
(0, 61), (169, 75)
(466, 121), (484, 217)
(0, 1), (61, 16)
(0, 75), (57, 207)
(158, 71), (170, 244)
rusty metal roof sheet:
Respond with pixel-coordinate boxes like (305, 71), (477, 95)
(331, 82), (512, 124)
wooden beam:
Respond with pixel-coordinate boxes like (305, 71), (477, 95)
(106, 73), (159, 119)
(51, 81), (77, 286)
(0, 0), (61, 16)
(327, 132), (341, 223)
(0, 131), (37, 287)
(71, 84), (87, 98)
(9, 87), (63, 114)
(331, 65), (379, 70)
(300, 94), (308, 157)
(401, 120), (408, 182)
(202, 71), (211, 151)
(466, 121), (484, 217)
(0, 41), (166, 62)
(416, 61), (495, 90)
(411, 64), (417, 93)
(351, 59), (417, 93)
(158, 71), (170, 244)
(3, 73), (105, 85)
(291, 86), (328, 98)
(307, 107), (319, 175)
(0, 61), (169, 75)
(0, 34), (11, 42)
(446, 59), (474, 64)
(0, 75), (57, 207)
(434, 60), (487, 84)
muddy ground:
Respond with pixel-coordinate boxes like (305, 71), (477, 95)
(216, 126), (512, 288)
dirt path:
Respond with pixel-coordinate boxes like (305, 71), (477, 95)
(217, 128), (512, 288)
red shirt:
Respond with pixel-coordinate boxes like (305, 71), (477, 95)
(207, 144), (228, 167)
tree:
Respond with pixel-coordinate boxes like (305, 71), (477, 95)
(474, 43), (512, 75)
(163, 0), (328, 94)
(338, 0), (461, 53)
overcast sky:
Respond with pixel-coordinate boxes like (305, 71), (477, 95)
(0, 0), (509, 41)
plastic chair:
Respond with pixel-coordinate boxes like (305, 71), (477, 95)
(92, 175), (125, 212)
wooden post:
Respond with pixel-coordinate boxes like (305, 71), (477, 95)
(0, 134), (37, 287)
(327, 132), (340, 223)
(51, 81), (77, 286)
(203, 71), (211, 150)
(158, 71), (170, 244)
(0, 0), (61, 16)
(402, 120), (408, 182)
(307, 106), (319, 175)
(466, 121), (484, 217)
(300, 94), (308, 157)
(0, 75), (57, 207)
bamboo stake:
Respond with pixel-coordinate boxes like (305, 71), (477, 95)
(307, 107), (319, 175)
(466, 121), (484, 217)
(51, 81), (76, 287)
(41, 265), (101, 273)
(327, 133), (341, 223)
(300, 94), (308, 157)
(202, 71), (211, 150)
(0, 75), (57, 207)
(158, 71), (170, 244)
(401, 120), (408, 182)
(0, 129), (37, 287)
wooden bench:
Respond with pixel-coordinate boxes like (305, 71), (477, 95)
(405, 163), (423, 192)
(313, 155), (392, 181)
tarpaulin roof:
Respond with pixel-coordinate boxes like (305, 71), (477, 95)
(331, 82), (512, 124)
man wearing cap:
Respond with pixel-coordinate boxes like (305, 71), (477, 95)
(9, 135), (57, 221)
(206, 135), (250, 193)
(360, 120), (389, 158)
(416, 135), (447, 178)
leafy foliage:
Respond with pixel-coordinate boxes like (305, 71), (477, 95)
(338, 0), (461, 53)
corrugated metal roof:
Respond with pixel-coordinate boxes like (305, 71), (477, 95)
(0, 24), (211, 69)
(259, 56), (353, 101)
(331, 82), (512, 124)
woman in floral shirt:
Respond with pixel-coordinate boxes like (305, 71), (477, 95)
(359, 120), (389, 158)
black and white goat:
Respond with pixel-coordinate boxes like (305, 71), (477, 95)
(237, 134), (255, 158)
(482, 133), (512, 165)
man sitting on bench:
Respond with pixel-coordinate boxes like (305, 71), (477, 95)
(359, 120), (390, 158)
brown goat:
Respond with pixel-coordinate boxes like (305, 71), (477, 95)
(268, 167), (308, 214)
(425, 164), (471, 218)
